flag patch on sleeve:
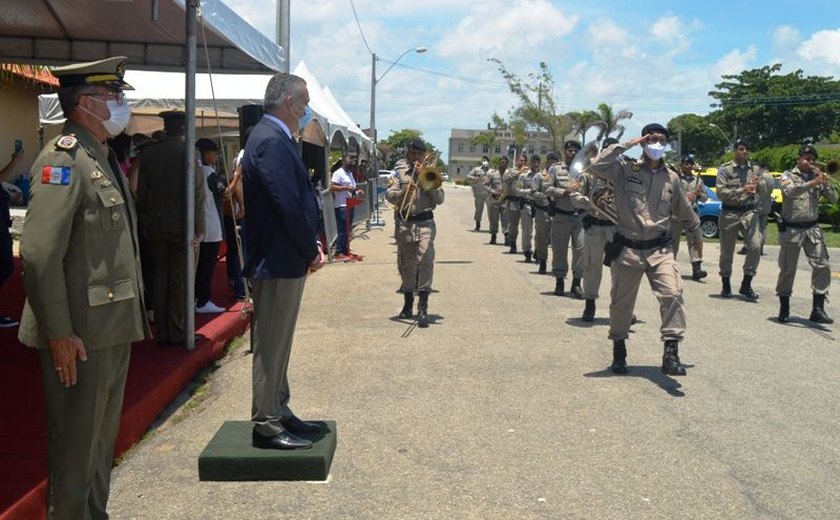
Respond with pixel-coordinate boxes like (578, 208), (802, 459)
(41, 166), (71, 185)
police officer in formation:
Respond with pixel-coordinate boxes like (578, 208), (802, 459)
(672, 155), (709, 281)
(546, 140), (585, 298)
(775, 145), (836, 324)
(716, 140), (766, 301)
(386, 138), (444, 328)
(484, 159), (504, 244)
(588, 123), (699, 376)
(518, 154), (541, 263)
(467, 155), (490, 231)
(502, 156), (525, 254)
(531, 151), (558, 274)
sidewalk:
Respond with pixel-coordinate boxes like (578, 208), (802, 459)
(108, 186), (840, 520)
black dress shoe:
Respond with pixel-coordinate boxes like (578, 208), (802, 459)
(252, 430), (312, 450)
(281, 415), (324, 434)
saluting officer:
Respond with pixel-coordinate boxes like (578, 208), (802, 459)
(589, 123), (700, 376)
(386, 139), (444, 328)
(671, 155), (709, 281)
(531, 151), (559, 274)
(546, 140), (585, 298)
(518, 154), (541, 263)
(716, 140), (766, 301)
(18, 56), (151, 519)
(775, 145), (837, 324)
(467, 155), (490, 231)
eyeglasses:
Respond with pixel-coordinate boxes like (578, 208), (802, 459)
(288, 96), (309, 111)
(83, 91), (127, 106)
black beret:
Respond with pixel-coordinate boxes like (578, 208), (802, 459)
(564, 140), (582, 151)
(195, 138), (218, 151)
(799, 144), (818, 158)
(408, 138), (427, 152)
(529, 153), (542, 162)
(602, 137), (619, 147)
(641, 123), (669, 139)
(734, 139), (750, 150)
(481, 154), (490, 161)
(681, 155), (695, 164)
(546, 151), (561, 162)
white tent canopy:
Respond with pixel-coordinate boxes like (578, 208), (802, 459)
(323, 85), (371, 149)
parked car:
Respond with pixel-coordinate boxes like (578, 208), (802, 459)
(700, 167), (783, 214)
(377, 169), (396, 187)
(697, 185), (721, 239)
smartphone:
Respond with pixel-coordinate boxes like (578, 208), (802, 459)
(14, 139), (22, 153)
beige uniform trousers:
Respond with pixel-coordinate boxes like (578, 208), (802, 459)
(500, 203), (510, 236)
(39, 343), (130, 520)
(486, 198), (502, 235)
(251, 276), (307, 437)
(506, 201), (521, 244)
(609, 246), (686, 342)
(520, 205), (534, 252)
(582, 223), (616, 300)
(396, 219), (436, 292)
(473, 193), (487, 224)
(533, 209), (551, 262)
(776, 226), (831, 296)
(550, 213), (584, 280)
(718, 209), (761, 277)
(671, 220), (703, 263)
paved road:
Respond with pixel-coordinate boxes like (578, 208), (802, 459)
(109, 186), (840, 519)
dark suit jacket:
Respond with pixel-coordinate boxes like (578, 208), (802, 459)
(242, 115), (319, 279)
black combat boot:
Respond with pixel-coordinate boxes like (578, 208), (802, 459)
(662, 339), (685, 376)
(489, 233), (497, 245)
(509, 242), (517, 254)
(809, 293), (833, 324)
(417, 291), (430, 328)
(554, 278), (565, 296)
(524, 251), (532, 263)
(739, 275), (759, 302)
(721, 277), (732, 298)
(475, 221), (480, 231)
(504, 233), (510, 246)
(691, 261), (708, 281)
(398, 292), (414, 319)
(570, 278), (583, 299)
(610, 340), (628, 374)
(582, 299), (596, 322)
(538, 259), (547, 274)
(661, 340), (686, 376)
(778, 296), (790, 323)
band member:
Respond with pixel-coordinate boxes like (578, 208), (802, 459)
(531, 151), (559, 274)
(386, 139), (444, 328)
(484, 159), (503, 244)
(589, 123), (700, 376)
(716, 140), (766, 301)
(467, 155), (490, 231)
(546, 140), (584, 298)
(775, 145), (837, 324)
(501, 156), (523, 253)
(756, 163), (775, 256)
(671, 155), (709, 281)
(518, 154), (541, 263)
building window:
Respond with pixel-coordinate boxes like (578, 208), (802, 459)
(458, 143), (463, 152)
(470, 144), (475, 153)
(540, 145), (547, 154)
(494, 146), (501, 154)
(482, 145), (489, 153)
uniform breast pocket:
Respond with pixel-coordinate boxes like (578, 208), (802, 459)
(96, 188), (126, 231)
(657, 187), (673, 218)
(624, 182), (647, 212)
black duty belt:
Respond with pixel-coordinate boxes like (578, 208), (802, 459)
(532, 203), (550, 212)
(506, 195), (523, 202)
(402, 211), (434, 222)
(617, 232), (673, 250)
(722, 203), (756, 212)
(785, 220), (818, 229)
(552, 208), (578, 216)
(583, 215), (613, 227)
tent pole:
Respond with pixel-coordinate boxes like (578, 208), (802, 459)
(185, 0), (198, 350)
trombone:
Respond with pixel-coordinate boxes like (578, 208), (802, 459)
(398, 151), (442, 220)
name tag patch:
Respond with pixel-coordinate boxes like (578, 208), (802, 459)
(41, 166), (71, 185)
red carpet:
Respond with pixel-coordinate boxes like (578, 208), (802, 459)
(0, 257), (250, 520)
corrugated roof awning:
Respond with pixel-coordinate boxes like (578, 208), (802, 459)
(0, 0), (284, 73)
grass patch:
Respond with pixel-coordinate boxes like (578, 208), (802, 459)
(704, 223), (840, 247)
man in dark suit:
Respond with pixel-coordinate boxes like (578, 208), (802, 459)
(242, 72), (326, 450)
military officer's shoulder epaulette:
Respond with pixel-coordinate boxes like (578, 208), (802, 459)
(631, 161), (642, 172)
(55, 133), (79, 152)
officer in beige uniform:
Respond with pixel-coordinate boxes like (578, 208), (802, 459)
(500, 156), (523, 253)
(716, 140), (766, 301)
(756, 164), (776, 256)
(518, 154), (541, 263)
(775, 145), (837, 324)
(531, 151), (558, 274)
(484, 161), (503, 244)
(546, 140), (584, 298)
(18, 56), (150, 520)
(386, 139), (444, 328)
(671, 155), (709, 281)
(589, 123), (699, 376)
(467, 156), (490, 231)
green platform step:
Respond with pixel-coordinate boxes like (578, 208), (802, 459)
(198, 420), (336, 481)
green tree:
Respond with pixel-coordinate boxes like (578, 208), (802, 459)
(666, 113), (729, 165)
(489, 59), (573, 151)
(708, 64), (840, 149)
(471, 130), (498, 156)
(568, 110), (601, 145)
(381, 129), (442, 169)
(590, 103), (633, 142)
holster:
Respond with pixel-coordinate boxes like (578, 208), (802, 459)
(603, 233), (623, 267)
(774, 212), (787, 233)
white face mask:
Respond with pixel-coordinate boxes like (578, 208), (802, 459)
(644, 142), (666, 161)
(482, 160), (489, 168)
(82, 97), (131, 137)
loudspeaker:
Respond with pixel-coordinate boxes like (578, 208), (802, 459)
(238, 104), (264, 149)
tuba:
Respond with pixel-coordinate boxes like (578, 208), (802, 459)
(398, 151), (442, 220)
(570, 141), (619, 224)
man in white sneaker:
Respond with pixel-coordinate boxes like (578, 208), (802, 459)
(195, 138), (225, 314)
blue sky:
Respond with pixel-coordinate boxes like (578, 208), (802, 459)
(127, 1), (840, 160)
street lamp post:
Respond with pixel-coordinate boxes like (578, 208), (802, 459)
(709, 123), (734, 150)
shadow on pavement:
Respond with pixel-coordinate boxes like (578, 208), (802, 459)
(584, 365), (687, 397)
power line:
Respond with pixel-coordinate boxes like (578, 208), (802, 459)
(714, 93), (840, 107)
(349, 0), (373, 56)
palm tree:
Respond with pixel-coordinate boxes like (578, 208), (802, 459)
(591, 103), (633, 142)
(568, 110), (601, 145)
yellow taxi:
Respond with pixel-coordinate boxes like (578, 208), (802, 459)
(699, 167), (782, 213)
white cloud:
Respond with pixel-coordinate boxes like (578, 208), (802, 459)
(771, 25), (801, 56)
(798, 29), (840, 66)
(714, 46), (758, 77)
(650, 16), (692, 56)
